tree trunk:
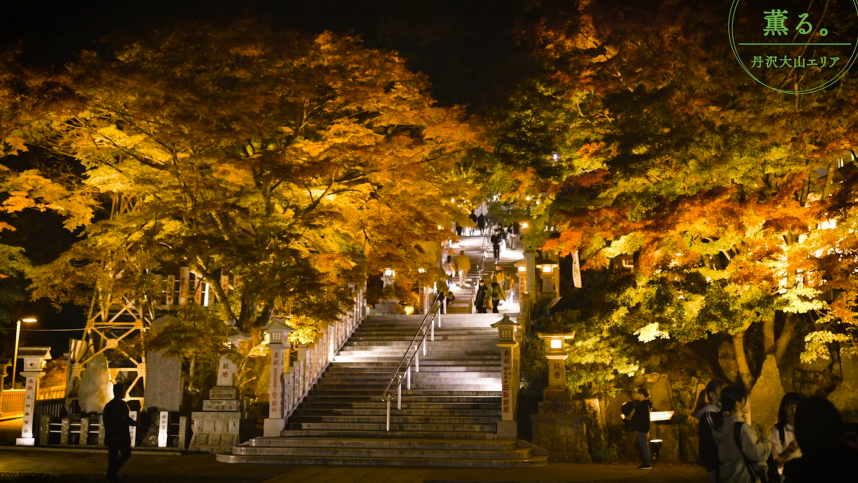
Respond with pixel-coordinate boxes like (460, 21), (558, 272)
(763, 312), (776, 355)
(822, 160), (836, 198)
(775, 313), (798, 365)
(732, 330), (755, 391)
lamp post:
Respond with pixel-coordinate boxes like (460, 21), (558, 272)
(12, 318), (37, 389)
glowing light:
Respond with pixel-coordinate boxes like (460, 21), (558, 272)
(552, 153), (559, 162)
(21, 318), (37, 323)
(542, 266), (552, 273)
(437, 225), (443, 229)
(404, 306), (415, 315)
(525, 196), (531, 201)
(418, 268), (426, 273)
(384, 269), (394, 276)
(451, 198), (455, 203)
(521, 222), (529, 229)
(550, 339), (562, 349)
(518, 266), (527, 272)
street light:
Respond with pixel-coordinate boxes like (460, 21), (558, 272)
(12, 318), (37, 388)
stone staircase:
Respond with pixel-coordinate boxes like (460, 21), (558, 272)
(217, 314), (547, 467)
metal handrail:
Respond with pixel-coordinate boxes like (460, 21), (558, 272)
(380, 292), (443, 430)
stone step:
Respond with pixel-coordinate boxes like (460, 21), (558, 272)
(285, 422), (497, 432)
(292, 408), (500, 417)
(216, 453), (548, 468)
(303, 395), (501, 403)
(327, 363), (499, 370)
(315, 381), (500, 390)
(320, 372), (501, 380)
(278, 429), (499, 440)
(246, 437), (515, 450)
(287, 415), (499, 424)
(295, 402), (500, 410)
(229, 445), (531, 460)
(308, 389), (501, 396)
(344, 338), (498, 346)
(333, 356), (499, 363)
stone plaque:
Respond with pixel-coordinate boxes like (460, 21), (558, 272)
(144, 316), (183, 412)
(203, 399), (240, 411)
(209, 386), (239, 400)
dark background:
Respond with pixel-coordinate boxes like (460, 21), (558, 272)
(0, 0), (535, 357)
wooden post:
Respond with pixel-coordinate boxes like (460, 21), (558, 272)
(178, 267), (190, 305)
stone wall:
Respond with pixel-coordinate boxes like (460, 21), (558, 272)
(531, 413), (592, 463)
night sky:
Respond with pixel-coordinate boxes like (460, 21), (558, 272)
(0, 0), (534, 355)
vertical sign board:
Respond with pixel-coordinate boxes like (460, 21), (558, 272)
(269, 347), (285, 419)
(501, 348), (512, 420)
(129, 411), (137, 448)
(20, 376), (37, 442)
(572, 250), (582, 288)
(157, 411), (169, 447)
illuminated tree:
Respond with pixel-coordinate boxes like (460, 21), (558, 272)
(1, 22), (482, 335)
(497, 0), (858, 392)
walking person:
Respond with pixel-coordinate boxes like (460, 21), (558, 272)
(455, 250), (471, 287)
(477, 213), (486, 235)
(468, 211), (478, 235)
(490, 229), (502, 263)
(627, 387), (654, 469)
(768, 392), (802, 481)
(783, 396), (858, 482)
(712, 385), (771, 483)
(443, 255), (456, 280)
(490, 279), (505, 314)
(455, 222), (463, 237)
(103, 383), (136, 483)
(474, 279), (488, 313)
(694, 380), (725, 483)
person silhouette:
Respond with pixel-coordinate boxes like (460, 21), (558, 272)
(103, 383), (135, 483)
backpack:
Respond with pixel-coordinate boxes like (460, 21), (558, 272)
(733, 422), (769, 483)
(621, 401), (635, 427)
(765, 423), (785, 482)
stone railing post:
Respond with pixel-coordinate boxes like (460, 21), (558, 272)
(491, 316), (521, 439)
(296, 345), (308, 397)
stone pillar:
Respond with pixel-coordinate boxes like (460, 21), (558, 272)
(492, 315), (521, 439)
(263, 327), (291, 436)
(15, 347), (51, 446)
(296, 345), (308, 396)
(524, 247), (537, 299)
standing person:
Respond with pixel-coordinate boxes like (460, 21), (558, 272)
(783, 395), (858, 482)
(468, 211), (478, 235)
(455, 222), (463, 237)
(103, 383), (135, 483)
(443, 255), (456, 280)
(474, 279), (488, 313)
(490, 279), (505, 314)
(627, 387), (654, 469)
(455, 250), (471, 287)
(490, 229), (502, 263)
(768, 392), (802, 481)
(477, 213), (486, 235)
(694, 380), (725, 483)
(712, 386), (771, 483)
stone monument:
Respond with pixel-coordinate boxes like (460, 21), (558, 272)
(79, 353), (112, 413)
(143, 316), (183, 412)
(189, 327), (255, 453)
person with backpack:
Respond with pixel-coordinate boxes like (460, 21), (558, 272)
(694, 380), (725, 483)
(490, 279), (505, 314)
(626, 387), (654, 469)
(768, 393), (802, 481)
(712, 385), (771, 483)
(474, 279), (488, 313)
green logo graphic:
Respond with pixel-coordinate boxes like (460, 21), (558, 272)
(729, 0), (858, 94)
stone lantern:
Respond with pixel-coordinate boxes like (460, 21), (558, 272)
(536, 332), (574, 394)
(534, 257), (560, 296)
(491, 315), (521, 438)
(514, 259), (527, 303)
(15, 347), (51, 446)
(263, 318), (292, 436)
